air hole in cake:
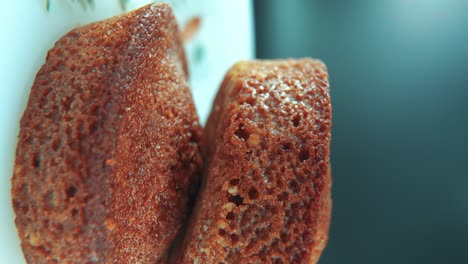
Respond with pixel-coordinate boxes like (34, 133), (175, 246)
(302, 230), (310, 241)
(291, 252), (301, 263)
(270, 206), (279, 214)
(282, 142), (292, 151)
(69, 63), (78, 72)
(280, 232), (289, 243)
(266, 187), (275, 195)
(51, 137), (61, 151)
(228, 195), (244, 206)
(288, 180), (299, 193)
(230, 234), (239, 243)
(270, 238), (279, 248)
(319, 122), (328, 133)
(255, 226), (270, 240)
(33, 153), (41, 168)
(226, 212), (235, 220)
(55, 223), (64, 233)
(37, 245), (51, 255)
(263, 173), (271, 183)
(25, 136), (34, 145)
(248, 187), (259, 200)
(303, 211), (312, 225)
(189, 130), (199, 143)
(229, 178), (240, 186)
(89, 121), (98, 133)
(234, 124), (249, 141)
(296, 173), (305, 183)
(49, 105), (60, 121)
(66, 186), (77, 198)
(89, 104), (99, 116)
(169, 165), (176, 171)
(71, 208), (79, 217)
(32, 121), (41, 130)
(258, 248), (267, 261)
(13, 200), (26, 213)
(299, 149), (310, 162)
(20, 184), (29, 195)
(251, 171), (260, 181)
(245, 97), (256, 106)
(276, 179), (283, 188)
(218, 228), (227, 236)
(292, 115), (301, 127)
(277, 192), (289, 202)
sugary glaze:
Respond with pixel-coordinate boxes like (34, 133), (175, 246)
(176, 59), (332, 264)
(11, 4), (202, 263)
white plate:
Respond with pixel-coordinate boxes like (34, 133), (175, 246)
(0, 1), (253, 262)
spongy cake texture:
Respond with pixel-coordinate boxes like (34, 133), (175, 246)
(177, 59), (332, 264)
(11, 3), (202, 264)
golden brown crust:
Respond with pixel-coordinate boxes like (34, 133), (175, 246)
(176, 59), (332, 264)
(11, 4), (201, 263)
(309, 168), (332, 264)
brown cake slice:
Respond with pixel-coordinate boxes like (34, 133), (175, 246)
(176, 59), (332, 264)
(11, 3), (202, 263)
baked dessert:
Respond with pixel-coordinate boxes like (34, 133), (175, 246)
(176, 59), (332, 263)
(11, 3), (202, 263)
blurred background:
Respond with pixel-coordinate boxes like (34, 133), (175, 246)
(254, 0), (468, 263)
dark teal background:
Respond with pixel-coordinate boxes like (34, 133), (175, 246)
(254, 1), (468, 263)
